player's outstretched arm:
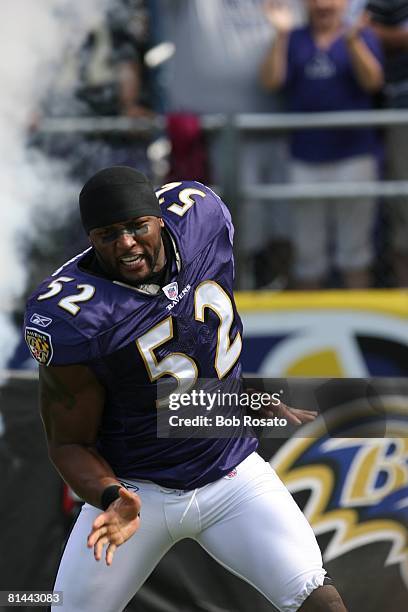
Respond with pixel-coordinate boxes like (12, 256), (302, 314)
(87, 487), (141, 566)
(266, 401), (317, 425)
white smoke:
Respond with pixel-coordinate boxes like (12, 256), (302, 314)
(0, 0), (110, 369)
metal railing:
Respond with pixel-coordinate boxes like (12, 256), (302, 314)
(40, 109), (408, 204)
(39, 109), (408, 286)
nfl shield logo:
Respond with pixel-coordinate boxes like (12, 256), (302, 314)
(162, 282), (179, 300)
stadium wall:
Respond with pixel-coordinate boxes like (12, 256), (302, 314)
(237, 289), (408, 377)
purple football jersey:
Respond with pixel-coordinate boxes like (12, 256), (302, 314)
(24, 181), (257, 489)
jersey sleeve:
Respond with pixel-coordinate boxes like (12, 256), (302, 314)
(159, 181), (235, 264)
(24, 305), (94, 367)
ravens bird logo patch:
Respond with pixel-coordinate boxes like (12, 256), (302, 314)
(25, 327), (53, 365)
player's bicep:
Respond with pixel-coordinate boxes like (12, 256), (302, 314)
(39, 364), (105, 448)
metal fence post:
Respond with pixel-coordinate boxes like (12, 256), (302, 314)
(218, 114), (243, 288)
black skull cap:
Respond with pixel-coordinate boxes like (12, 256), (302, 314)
(79, 166), (161, 233)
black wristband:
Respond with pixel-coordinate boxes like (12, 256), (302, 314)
(101, 485), (122, 510)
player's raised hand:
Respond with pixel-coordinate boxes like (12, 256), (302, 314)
(270, 401), (317, 426)
(263, 0), (295, 33)
(87, 487), (141, 566)
(246, 386), (318, 426)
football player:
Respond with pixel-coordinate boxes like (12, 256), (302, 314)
(24, 167), (346, 611)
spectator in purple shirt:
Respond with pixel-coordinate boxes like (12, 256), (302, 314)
(260, 0), (384, 289)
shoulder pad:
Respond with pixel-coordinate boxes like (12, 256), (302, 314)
(156, 181), (234, 263)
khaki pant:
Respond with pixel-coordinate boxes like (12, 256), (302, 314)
(290, 155), (377, 281)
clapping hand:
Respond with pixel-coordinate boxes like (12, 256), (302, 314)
(344, 10), (371, 41)
(263, 0), (295, 33)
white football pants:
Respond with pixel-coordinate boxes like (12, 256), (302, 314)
(53, 452), (325, 612)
